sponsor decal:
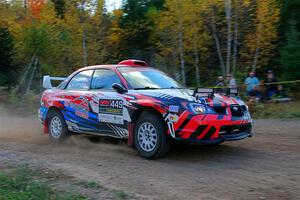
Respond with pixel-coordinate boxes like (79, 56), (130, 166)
(99, 99), (124, 124)
(168, 105), (179, 113)
(65, 96), (90, 119)
(99, 99), (123, 115)
(99, 99), (110, 106)
(98, 113), (124, 124)
(167, 114), (179, 122)
(164, 113), (180, 138)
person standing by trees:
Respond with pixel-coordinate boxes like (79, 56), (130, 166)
(264, 70), (278, 99)
(215, 76), (225, 93)
(244, 71), (260, 100)
(226, 73), (237, 89)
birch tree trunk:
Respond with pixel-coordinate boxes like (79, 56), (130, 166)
(225, 0), (232, 75)
(82, 29), (87, 67)
(232, 4), (239, 75)
(193, 42), (200, 87)
(178, 30), (186, 86)
(176, 0), (186, 86)
(211, 9), (225, 76)
(252, 23), (262, 72)
(26, 56), (38, 94)
(252, 39), (260, 72)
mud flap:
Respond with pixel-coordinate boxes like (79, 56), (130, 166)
(127, 123), (135, 147)
(43, 120), (49, 134)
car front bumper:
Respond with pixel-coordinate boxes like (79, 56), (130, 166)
(172, 112), (253, 144)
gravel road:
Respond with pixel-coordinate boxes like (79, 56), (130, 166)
(0, 112), (299, 200)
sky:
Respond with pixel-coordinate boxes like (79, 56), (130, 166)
(106, 0), (123, 11)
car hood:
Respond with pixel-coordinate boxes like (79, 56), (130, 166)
(130, 89), (245, 107)
(130, 88), (196, 102)
(206, 93), (246, 107)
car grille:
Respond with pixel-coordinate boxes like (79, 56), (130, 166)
(213, 106), (227, 115)
(230, 105), (244, 117)
(219, 123), (251, 135)
(213, 105), (247, 116)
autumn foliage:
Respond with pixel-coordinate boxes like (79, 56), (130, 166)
(28, 0), (46, 19)
(0, 0), (299, 89)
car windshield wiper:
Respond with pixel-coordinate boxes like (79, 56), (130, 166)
(160, 86), (184, 89)
(134, 87), (159, 90)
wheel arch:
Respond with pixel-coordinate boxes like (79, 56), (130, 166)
(128, 106), (167, 147)
(46, 106), (63, 118)
(44, 106), (64, 134)
(131, 106), (165, 125)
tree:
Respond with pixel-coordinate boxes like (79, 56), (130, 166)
(51, 0), (66, 18)
(0, 26), (18, 88)
(280, 0), (300, 81)
(156, 0), (187, 85)
(245, 0), (280, 72)
(225, 0), (232, 75)
(120, 0), (164, 62)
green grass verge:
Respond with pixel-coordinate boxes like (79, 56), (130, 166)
(110, 189), (134, 200)
(0, 167), (87, 200)
(250, 101), (300, 119)
(75, 180), (103, 189)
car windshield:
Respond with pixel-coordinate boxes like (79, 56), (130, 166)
(118, 67), (183, 90)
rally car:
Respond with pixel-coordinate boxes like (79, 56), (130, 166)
(39, 59), (253, 159)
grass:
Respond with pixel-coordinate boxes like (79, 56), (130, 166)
(75, 180), (103, 189)
(0, 165), (136, 200)
(0, 167), (87, 200)
(111, 189), (133, 200)
(250, 101), (300, 119)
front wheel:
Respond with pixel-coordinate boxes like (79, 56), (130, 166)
(134, 112), (170, 159)
(48, 110), (69, 143)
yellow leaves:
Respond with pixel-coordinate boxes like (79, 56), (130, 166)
(245, 0), (280, 68)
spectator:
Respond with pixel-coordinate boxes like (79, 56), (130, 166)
(215, 76), (225, 93)
(264, 70), (278, 99)
(226, 73), (237, 89)
(244, 71), (260, 98)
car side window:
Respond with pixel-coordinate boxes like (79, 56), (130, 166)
(66, 70), (93, 90)
(91, 69), (121, 90)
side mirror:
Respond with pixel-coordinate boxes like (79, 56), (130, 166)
(112, 83), (127, 94)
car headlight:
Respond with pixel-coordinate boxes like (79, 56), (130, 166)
(189, 103), (215, 114)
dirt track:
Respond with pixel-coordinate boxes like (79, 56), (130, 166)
(0, 112), (299, 200)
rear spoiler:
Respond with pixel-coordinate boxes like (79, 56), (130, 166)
(43, 75), (66, 89)
(193, 88), (239, 98)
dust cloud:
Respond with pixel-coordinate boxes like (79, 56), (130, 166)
(0, 105), (129, 152)
(0, 106), (45, 142)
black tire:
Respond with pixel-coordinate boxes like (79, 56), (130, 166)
(47, 110), (69, 143)
(209, 141), (224, 146)
(134, 112), (170, 159)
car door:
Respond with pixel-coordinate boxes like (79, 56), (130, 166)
(89, 69), (130, 138)
(63, 69), (101, 133)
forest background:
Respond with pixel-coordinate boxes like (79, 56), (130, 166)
(0, 0), (299, 95)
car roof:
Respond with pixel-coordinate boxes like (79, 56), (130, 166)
(77, 64), (151, 71)
(76, 59), (149, 72)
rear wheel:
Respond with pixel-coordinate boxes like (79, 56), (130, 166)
(134, 112), (170, 159)
(48, 110), (69, 143)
